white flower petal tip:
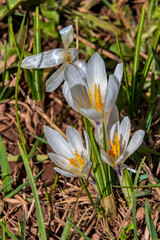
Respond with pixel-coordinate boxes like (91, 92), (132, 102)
(54, 167), (78, 178)
(114, 62), (123, 84)
(59, 25), (74, 50)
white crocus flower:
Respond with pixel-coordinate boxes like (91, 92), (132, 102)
(95, 106), (145, 179)
(21, 25), (80, 92)
(44, 125), (92, 179)
(64, 52), (123, 127)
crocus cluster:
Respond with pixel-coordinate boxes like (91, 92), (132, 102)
(22, 25), (145, 189)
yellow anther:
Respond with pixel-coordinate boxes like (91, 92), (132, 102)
(66, 52), (72, 63)
(88, 84), (103, 112)
(109, 132), (120, 159)
(88, 89), (96, 109)
(69, 150), (85, 169)
(94, 84), (103, 112)
(69, 158), (81, 169)
(74, 150), (85, 168)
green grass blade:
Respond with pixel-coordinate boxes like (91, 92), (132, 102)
(102, 122), (112, 195)
(144, 61), (155, 130)
(61, 213), (71, 240)
(0, 221), (18, 240)
(90, 128), (109, 198)
(0, 178), (16, 192)
(131, 5), (145, 115)
(33, 6), (42, 100)
(18, 220), (22, 239)
(0, 136), (12, 195)
(14, 22), (28, 156)
(135, 30), (160, 111)
(5, 170), (43, 198)
(132, 157), (145, 240)
(17, 13), (26, 44)
(18, 142), (47, 240)
(116, 34), (130, 106)
(80, 178), (95, 209)
(23, 210), (26, 240)
(149, 46), (160, 72)
(9, 22), (36, 99)
(67, 218), (92, 240)
(145, 199), (158, 240)
(27, 132), (48, 145)
(2, 217), (7, 240)
(147, 0), (156, 24)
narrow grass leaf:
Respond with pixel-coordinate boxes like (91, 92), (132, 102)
(116, 34), (130, 106)
(5, 170), (43, 198)
(144, 61), (155, 130)
(2, 217), (7, 240)
(67, 218), (92, 240)
(27, 132), (48, 145)
(0, 178), (15, 193)
(90, 128), (108, 198)
(9, 22), (36, 99)
(16, 13), (26, 44)
(61, 213), (71, 240)
(33, 6), (42, 100)
(80, 178), (95, 209)
(102, 122), (112, 195)
(132, 157), (146, 240)
(0, 136), (12, 195)
(147, 0), (156, 24)
(131, 5), (145, 115)
(18, 143), (47, 240)
(149, 46), (160, 72)
(135, 30), (160, 111)
(0, 221), (18, 240)
(23, 210), (26, 240)
(145, 199), (158, 240)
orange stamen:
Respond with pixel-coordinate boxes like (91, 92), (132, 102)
(69, 150), (85, 169)
(109, 132), (120, 159)
(94, 84), (103, 112)
(66, 52), (72, 63)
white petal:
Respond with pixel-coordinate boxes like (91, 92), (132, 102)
(70, 84), (93, 109)
(46, 64), (65, 92)
(125, 130), (145, 157)
(80, 107), (102, 121)
(59, 25), (74, 50)
(48, 153), (73, 171)
(87, 52), (107, 102)
(66, 126), (83, 154)
(107, 105), (119, 134)
(83, 129), (91, 159)
(119, 117), (131, 152)
(67, 49), (79, 63)
(74, 60), (87, 80)
(108, 122), (119, 143)
(94, 124), (103, 148)
(65, 64), (86, 89)
(101, 149), (112, 167)
(44, 126), (73, 158)
(114, 62), (123, 84)
(62, 81), (77, 110)
(104, 74), (120, 114)
(21, 49), (65, 69)
(54, 167), (78, 178)
(81, 161), (92, 176)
